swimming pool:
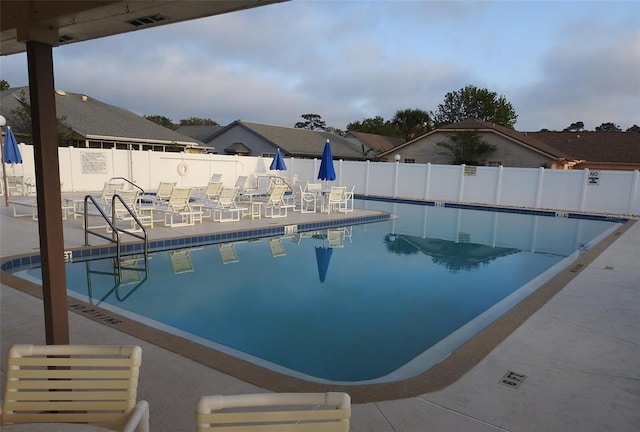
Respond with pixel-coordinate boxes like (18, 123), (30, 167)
(10, 200), (622, 384)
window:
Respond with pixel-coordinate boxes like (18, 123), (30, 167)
(404, 158), (416, 164)
(262, 153), (275, 158)
(488, 161), (503, 167)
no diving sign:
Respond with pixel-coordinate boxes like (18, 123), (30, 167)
(588, 171), (600, 185)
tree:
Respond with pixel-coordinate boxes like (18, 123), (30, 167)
(595, 122), (622, 132)
(436, 130), (496, 165)
(9, 89), (78, 145)
(294, 113), (326, 131)
(346, 116), (402, 137)
(0, 80), (9, 90)
(563, 121), (584, 132)
(392, 109), (434, 141)
(144, 115), (177, 129)
(627, 125), (640, 133)
(179, 117), (219, 126)
(434, 85), (518, 128)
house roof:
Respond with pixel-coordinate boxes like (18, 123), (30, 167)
(378, 118), (569, 160)
(175, 125), (223, 143)
(529, 131), (640, 163)
(207, 120), (366, 160)
(0, 87), (202, 146)
(345, 131), (404, 152)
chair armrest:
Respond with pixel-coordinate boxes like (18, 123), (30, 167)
(122, 400), (150, 432)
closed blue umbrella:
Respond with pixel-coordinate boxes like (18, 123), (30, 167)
(315, 246), (333, 283)
(2, 126), (22, 205)
(317, 139), (336, 181)
(3, 126), (22, 164)
(269, 148), (287, 171)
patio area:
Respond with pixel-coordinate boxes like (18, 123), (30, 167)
(1, 194), (638, 431)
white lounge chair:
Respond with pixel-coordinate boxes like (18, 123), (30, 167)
(103, 189), (154, 233)
(263, 184), (295, 218)
(155, 187), (202, 227)
(1, 344), (149, 432)
(196, 392), (350, 431)
(207, 186), (247, 222)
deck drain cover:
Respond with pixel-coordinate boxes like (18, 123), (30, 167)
(500, 371), (526, 389)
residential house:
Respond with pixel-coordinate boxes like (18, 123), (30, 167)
(528, 131), (640, 171)
(0, 87), (204, 152)
(344, 131), (404, 159)
(378, 118), (640, 170)
(203, 120), (367, 160)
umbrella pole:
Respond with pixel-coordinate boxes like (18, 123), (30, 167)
(1, 141), (9, 206)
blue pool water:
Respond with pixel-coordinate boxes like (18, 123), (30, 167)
(12, 201), (621, 384)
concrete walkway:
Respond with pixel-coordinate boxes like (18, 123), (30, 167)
(1, 197), (638, 431)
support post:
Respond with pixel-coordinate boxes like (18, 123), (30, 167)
(27, 40), (70, 344)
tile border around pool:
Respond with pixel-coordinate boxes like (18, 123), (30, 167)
(359, 194), (629, 223)
(0, 212), (391, 270)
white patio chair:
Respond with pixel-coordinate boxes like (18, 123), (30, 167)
(325, 186), (348, 214)
(209, 186), (247, 222)
(155, 187), (202, 227)
(109, 189), (153, 232)
(1, 344), (149, 432)
(263, 184), (294, 218)
(196, 392), (350, 431)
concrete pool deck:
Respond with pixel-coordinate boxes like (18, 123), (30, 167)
(1, 196), (639, 431)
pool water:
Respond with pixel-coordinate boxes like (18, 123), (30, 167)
(14, 202), (621, 384)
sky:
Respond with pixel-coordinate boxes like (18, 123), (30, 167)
(1, 0), (639, 132)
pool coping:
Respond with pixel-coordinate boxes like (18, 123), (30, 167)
(0, 207), (635, 403)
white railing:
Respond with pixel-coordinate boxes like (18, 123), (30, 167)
(13, 144), (640, 217)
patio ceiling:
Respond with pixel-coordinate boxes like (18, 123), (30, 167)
(1, 0), (285, 56)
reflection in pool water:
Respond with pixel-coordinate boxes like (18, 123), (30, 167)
(14, 201), (621, 384)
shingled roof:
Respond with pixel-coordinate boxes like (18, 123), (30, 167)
(529, 131), (640, 163)
(0, 87), (201, 147)
(437, 119), (569, 159)
(345, 131), (405, 152)
(207, 120), (365, 159)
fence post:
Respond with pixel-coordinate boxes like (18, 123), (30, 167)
(494, 165), (503, 205)
(458, 164), (466, 203)
(424, 163), (431, 200)
(628, 170), (640, 215)
(534, 167), (544, 209)
(578, 168), (590, 212)
(364, 160), (370, 197)
(393, 159), (400, 198)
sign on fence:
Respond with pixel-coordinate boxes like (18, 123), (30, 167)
(588, 171), (600, 185)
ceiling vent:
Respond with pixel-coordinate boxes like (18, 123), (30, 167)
(58, 34), (75, 44)
(125, 14), (169, 27)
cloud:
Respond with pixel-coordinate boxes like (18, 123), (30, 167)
(2, 1), (638, 133)
(512, 19), (640, 131)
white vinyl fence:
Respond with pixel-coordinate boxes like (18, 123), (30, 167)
(11, 144), (640, 217)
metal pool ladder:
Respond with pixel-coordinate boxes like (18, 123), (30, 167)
(83, 193), (149, 263)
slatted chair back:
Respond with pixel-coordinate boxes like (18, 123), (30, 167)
(167, 187), (192, 212)
(265, 185), (287, 207)
(112, 189), (140, 217)
(216, 187), (239, 209)
(203, 181), (223, 201)
(100, 181), (125, 207)
(234, 176), (248, 189)
(155, 181), (176, 204)
(1, 344), (148, 431)
(196, 392), (351, 432)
